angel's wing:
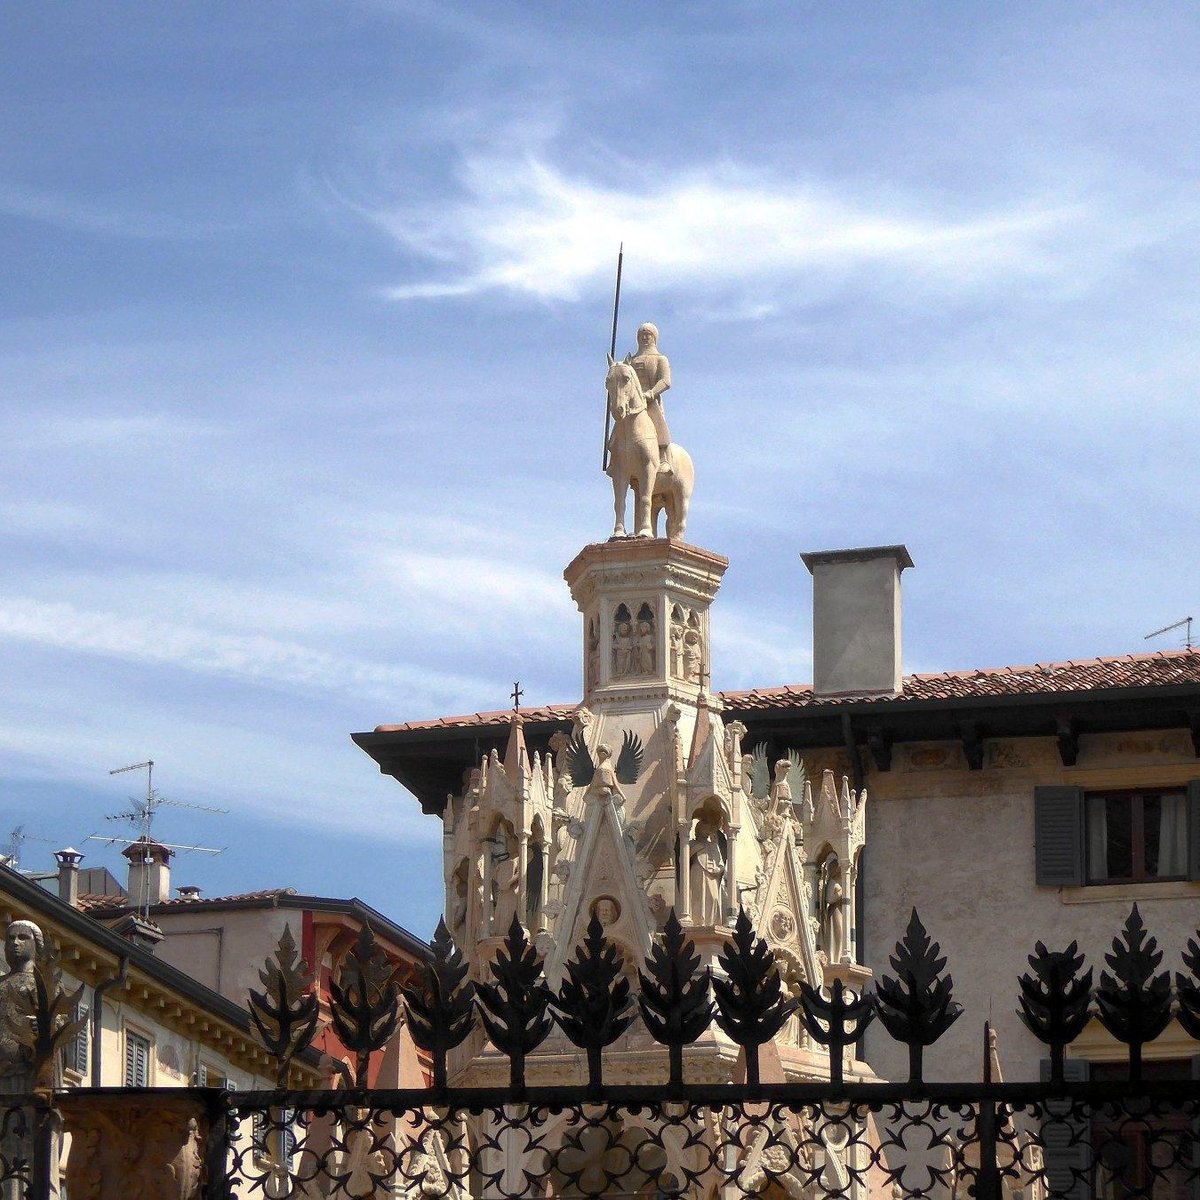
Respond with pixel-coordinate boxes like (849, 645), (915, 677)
(785, 749), (806, 807)
(615, 729), (644, 785)
(749, 742), (771, 800)
(566, 733), (595, 789)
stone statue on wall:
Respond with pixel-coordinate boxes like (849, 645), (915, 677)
(0, 919), (42, 1094)
(689, 818), (726, 925)
(635, 620), (656, 674)
(669, 618), (685, 677)
(612, 621), (634, 677)
(683, 631), (702, 684)
(819, 859), (846, 966)
(490, 839), (519, 935)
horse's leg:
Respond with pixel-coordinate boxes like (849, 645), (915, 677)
(634, 470), (654, 538)
(651, 488), (664, 538)
(612, 475), (627, 538)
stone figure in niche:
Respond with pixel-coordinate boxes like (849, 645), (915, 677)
(591, 896), (621, 928)
(489, 837), (519, 935)
(683, 631), (703, 684)
(669, 617), (685, 677)
(612, 621), (634, 677)
(634, 620), (656, 674)
(819, 858), (846, 965)
(0, 919), (41, 1093)
(586, 618), (600, 690)
(629, 323), (673, 474)
(689, 817), (726, 925)
(449, 865), (468, 936)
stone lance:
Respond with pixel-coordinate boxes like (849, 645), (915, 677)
(602, 243), (623, 472)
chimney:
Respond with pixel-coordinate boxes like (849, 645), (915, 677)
(176, 885), (202, 901)
(801, 545), (913, 698)
(54, 847), (84, 907)
(110, 911), (165, 953)
(122, 837), (173, 908)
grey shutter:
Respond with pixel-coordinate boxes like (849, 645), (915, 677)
(1188, 781), (1200, 881)
(1040, 1058), (1090, 1200)
(1035, 786), (1085, 885)
(70, 1004), (89, 1075)
(125, 1033), (149, 1086)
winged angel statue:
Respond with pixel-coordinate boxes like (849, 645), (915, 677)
(746, 743), (807, 817)
(566, 730), (644, 803)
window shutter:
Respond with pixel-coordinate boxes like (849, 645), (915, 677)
(1040, 1058), (1090, 1200)
(1187, 781), (1200, 881)
(1035, 786), (1085, 885)
(70, 1005), (90, 1075)
(125, 1032), (149, 1087)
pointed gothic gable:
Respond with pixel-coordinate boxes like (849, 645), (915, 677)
(501, 715), (529, 788)
(683, 696), (735, 819)
(754, 820), (821, 989)
(544, 793), (653, 987)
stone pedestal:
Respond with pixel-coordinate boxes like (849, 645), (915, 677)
(565, 538), (728, 725)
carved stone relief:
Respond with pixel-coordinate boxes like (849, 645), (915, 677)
(612, 602), (657, 679)
(61, 1094), (205, 1200)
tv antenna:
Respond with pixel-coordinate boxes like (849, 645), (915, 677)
(87, 759), (227, 916)
(1144, 616), (1194, 651)
(4, 825), (55, 871)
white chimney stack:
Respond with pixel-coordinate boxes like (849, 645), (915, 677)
(801, 545), (913, 698)
(54, 847), (84, 907)
(123, 837), (173, 907)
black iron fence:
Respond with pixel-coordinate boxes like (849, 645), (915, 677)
(2, 904), (1198, 1198)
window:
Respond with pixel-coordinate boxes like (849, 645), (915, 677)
(196, 1062), (235, 1089)
(1085, 790), (1189, 883)
(124, 1029), (152, 1087)
(1034, 783), (1200, 886)
(252, 1107), (297, 1168)
(1040, 1059), (1198, 1200)
(63, 1003), (89, 1077)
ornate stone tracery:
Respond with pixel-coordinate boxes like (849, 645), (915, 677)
(427, 331), (875, 1195)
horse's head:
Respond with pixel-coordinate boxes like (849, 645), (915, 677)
(605, 358), (643, 418)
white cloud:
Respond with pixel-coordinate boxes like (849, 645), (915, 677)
(373, 153), (1072, 303)
(0, 596), (482, 706)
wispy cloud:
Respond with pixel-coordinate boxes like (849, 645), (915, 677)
(0, 181), (235, 240)
(372, 153), (1073, 303)
(0, 596), (483, 706)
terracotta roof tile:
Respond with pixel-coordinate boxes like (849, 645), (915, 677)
(82, 887), (297, 913)
(724, 648), (1200, 709)
(375, 649), (1200, 732)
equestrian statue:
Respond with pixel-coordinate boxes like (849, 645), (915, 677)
(603, 322), (694, 540)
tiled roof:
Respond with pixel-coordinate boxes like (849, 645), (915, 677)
(374, 649), (1200, 733)
(82, 887), (297, 913)
(375, 704), (574, 734)
(724, 648), (1200, 710)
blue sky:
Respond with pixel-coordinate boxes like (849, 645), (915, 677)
(3, 4), (1200, 940)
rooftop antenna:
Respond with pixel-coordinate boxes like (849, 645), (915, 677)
(4, 825), (56, 871)
(1144, 616), (1194, 651)
(87, 759), (227, 917)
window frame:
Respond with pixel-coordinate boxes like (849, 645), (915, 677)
(1084, 787), (1190, 885)
(123, 1026), (153, 1088)
(1034, 780), (1200, 887)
